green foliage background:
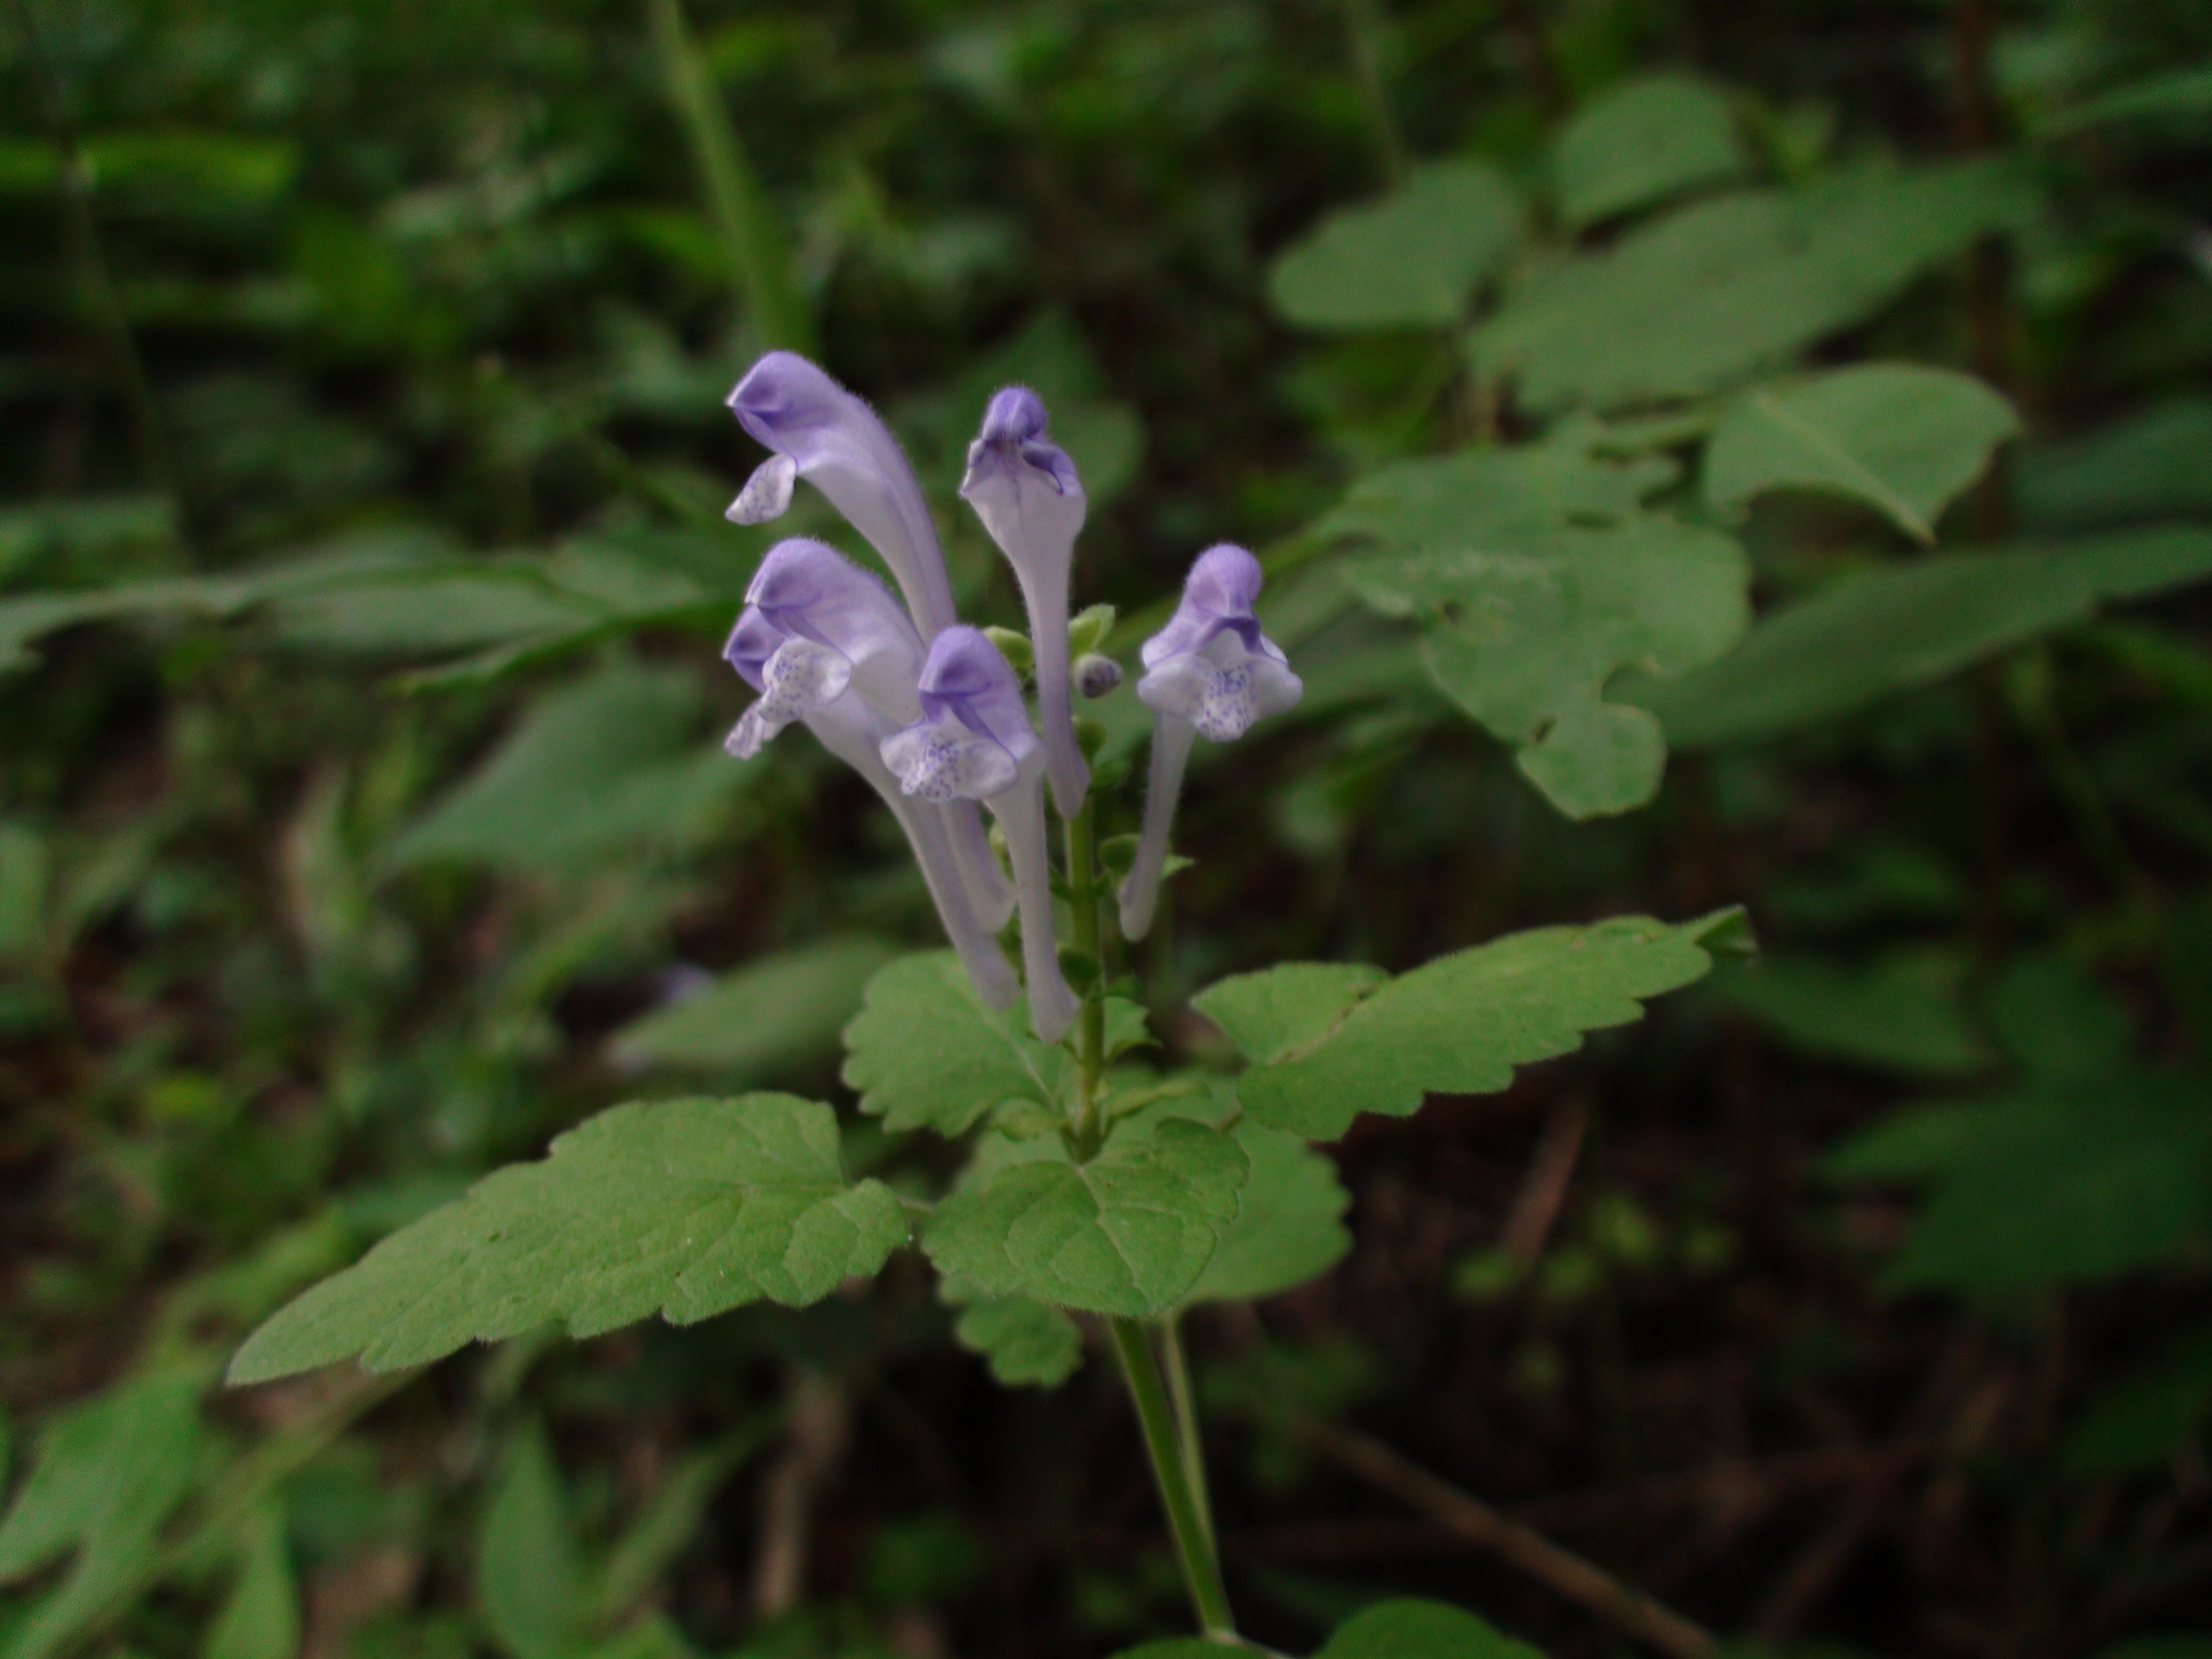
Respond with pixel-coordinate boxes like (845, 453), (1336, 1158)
(4, 1), (2212, 1656)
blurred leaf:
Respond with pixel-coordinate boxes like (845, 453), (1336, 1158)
(862, 1512), (984, 1606)
(2015, 398), (2212, 532)
(1269, 161), (1521, 330)
(1705, 366), (2021, 544)
(0, 133), (296, 200)
(0, 496), (178, 589)
(229, 1095), (909, 1381)
(613, 940), (898, 1078)
(1184, 1123), (1350, 1303)
(1984, 954), (2132, 1083)
(480, 1423), (580, 1659)
(1348, 517), (1749, 817)
(2064, 1332), (2212, 1475)
(0, 1367), (207, 1659)
(1475, 158), (2032, 411)
(1197, 910), (1743, 1141)
(593, 1425), (774, 1625)
(1630, 529), (2212, 747)
(923, 1120), (1248, 1318)
(841, 952), (1071, 1136)
(1553, 73), (1751, 230)
(1829, 1071), (2212, 1293)
(387, 660), (736, 874)
(2050, 64), (2212, 133)
(1712, 952), (1992, 1077)
(943, 1284), (1083, 1388)
(204, 1502), (300, 1659)
(1114, 1597), (1538, 1658)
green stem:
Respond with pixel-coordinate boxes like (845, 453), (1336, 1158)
(1108, 1318), (1237, 1640)
(1066, 793), (1107, 1158)
(644, 0), (814, 354)
(1159, 1313), (1218, 1554)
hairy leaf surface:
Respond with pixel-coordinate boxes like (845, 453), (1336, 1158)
(923, 1121), (1248, 1317)
(229, 1095), (907, 1381)
(841, 952), (1070, 1135)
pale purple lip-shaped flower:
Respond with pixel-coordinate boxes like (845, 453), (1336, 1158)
(883, 627), (1078, 1042)
(960, 385), (1090, 815)
(727, 353), (958, 640)
(721, 560), (1016, 1008)
(1117, 544), (1302, 940)
(721, 539), (925, 759)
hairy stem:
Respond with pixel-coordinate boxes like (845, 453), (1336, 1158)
(1109, 1318), (1237, 1639)
(1066, 791), (1107, 1157)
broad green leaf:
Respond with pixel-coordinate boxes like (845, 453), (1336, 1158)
(1313, 422), (1679, 552)
(945, 1285), (1083, 1388)
(1705, 366), (2021, 543)
(205, 1502), (300, 1659)
(228, 1095), (907, 1381)
(1184, 1123), (1351, 1303)
(387, 660), (741, 874)
(1348, 518), (1750, 817)
(1709, 951), (1993, 1077)
(2015, 397), (2212, 532)
(479, 1423), (580, 1659)
(1553, 73), (1751, 230)
(841, 952), (1070, 1136)
(1829, 1071), (2212, 1293)
(923, 1120), (1248, 1317)
(1196, 911), (1743, 1141)
(0, 1368), (206, 1659)
(1475, 158), (2032, 411)
(1269, 161), (1522, 330)
(611, 940), (899, 1078)
(1626, 529), (2212, 747)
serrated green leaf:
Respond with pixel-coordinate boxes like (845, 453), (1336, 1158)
(1349, 518), (1750, 818)
(1705, 365), (2021, 543)
(479, 1423), (580, 1659)
(1270, 160), (1522, 330)
(0, 1367), (207, 1659)
(944, 1284), (1084, 1389)
(612, 939), (898, 1079)
(204, 1501), (299, 1659)
(1185, 1123), (1350, 1304)
(1475, 158), (2032, 412)
(1553, 72), (1751, 230)
(923, 1120), (1248, 1317)
(1709, 951), (1993, 1077)
(1194, 963), (1389, 1062)
(228, 1095), (907, 1382)
(1626, 529), (2212, 748)
(1197, 912), (1740, 1141)
(841, 952), (1070, 1136)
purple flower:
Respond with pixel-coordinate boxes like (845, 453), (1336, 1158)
(1117, 544), (1302, 940)
(721, 539), (924, 758)
(960, 386), (1090, 814)
(883, 627), (1079, 1042)
(727, 353), (958, 640)
(721, 542), (1015, 1007)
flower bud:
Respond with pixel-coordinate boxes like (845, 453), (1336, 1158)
(1074, 653), (1123, 698)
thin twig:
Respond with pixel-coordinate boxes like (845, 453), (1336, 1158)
(751, 1366), (850, 1618)
(1287, 1414), (1719, 1659)
(1501, 1098), (1586, 1264)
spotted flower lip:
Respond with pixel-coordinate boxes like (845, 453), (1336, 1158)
(881, 627), (1077, 1043)
(1118, 544), (1302, 940)
(1134, 543), (1302, 742)
(726, 352), (958, 640)
(721, 539), (925, 757)
(960, 385), (1090, 815)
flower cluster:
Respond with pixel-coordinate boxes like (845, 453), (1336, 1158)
(721, 352), (1302, 1042)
